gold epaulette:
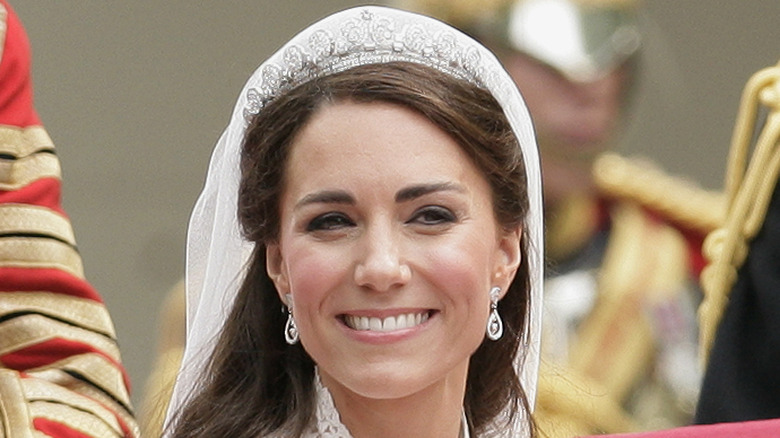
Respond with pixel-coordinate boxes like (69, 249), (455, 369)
(699, 60), (780, 364)
(593, 152), (726, 235)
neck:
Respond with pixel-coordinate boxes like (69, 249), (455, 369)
(321, 364), (468, 438)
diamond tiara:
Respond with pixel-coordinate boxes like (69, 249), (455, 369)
(242, 8), (504, 121)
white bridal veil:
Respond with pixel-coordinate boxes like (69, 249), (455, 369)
(166, 6), (543, 437)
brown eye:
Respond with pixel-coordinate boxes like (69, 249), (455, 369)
(409, 206), (456, 225)
(306, 212), (355, 232)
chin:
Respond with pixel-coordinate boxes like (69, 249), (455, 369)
(322, 360), (450, 402)
(350, 366), (424, 396)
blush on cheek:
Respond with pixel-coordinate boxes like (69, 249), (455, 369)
(283, 245), (346, 306)
(424, 244), (492, 305)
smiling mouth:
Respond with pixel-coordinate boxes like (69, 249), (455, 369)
(342, 311), (432, 332)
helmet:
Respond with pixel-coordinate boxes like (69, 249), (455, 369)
(397, 0), (641, 82)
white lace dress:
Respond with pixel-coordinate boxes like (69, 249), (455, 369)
(298, 372), (470, 438)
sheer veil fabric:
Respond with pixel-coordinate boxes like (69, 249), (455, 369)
(165, 6), (543, 437)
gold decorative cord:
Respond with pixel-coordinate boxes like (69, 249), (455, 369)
(699, 60), (780, 364)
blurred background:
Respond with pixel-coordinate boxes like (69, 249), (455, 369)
(14, 1), (779, 406)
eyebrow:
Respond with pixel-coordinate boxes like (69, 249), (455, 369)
(294, 182), (464, 210)
(295, 190), (355, 210)
(395, 182), (465, 202)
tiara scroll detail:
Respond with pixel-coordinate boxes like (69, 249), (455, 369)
(243, 9), (496, 121)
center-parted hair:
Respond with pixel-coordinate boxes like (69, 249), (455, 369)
(171, 61), (534, 438)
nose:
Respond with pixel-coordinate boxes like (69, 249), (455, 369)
(353, 221), (411, 292)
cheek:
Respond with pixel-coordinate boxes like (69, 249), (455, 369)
(421, 241), (494, 353)
(283, 243), (349, 310)
(421, 237), (495, 309)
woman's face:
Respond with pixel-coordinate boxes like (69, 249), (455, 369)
(267, 100), (521, 402)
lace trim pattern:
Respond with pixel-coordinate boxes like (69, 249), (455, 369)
(304, 373), (353, 438)
(302, 370), (475, 437)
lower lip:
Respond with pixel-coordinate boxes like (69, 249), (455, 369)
(338, 312), (434, 345)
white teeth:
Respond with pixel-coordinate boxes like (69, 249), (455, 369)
(345, 312), (430, 332)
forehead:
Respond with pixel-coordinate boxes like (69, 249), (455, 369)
(282, 100), (489, 196)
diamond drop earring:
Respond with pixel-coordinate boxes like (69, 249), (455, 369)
(284, 294), (299, 345)
(486, 286), (503, 341)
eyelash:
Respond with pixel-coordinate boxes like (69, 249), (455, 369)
(306, 212), (355, 232)
(305, 205), (457, 233)
(407, 205), (456, 225)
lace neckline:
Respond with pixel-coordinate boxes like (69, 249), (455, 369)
(307, 370), (469, 438)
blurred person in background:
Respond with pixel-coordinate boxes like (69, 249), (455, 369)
(395, 0), (723, 436)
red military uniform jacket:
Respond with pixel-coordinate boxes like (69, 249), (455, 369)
(0, 1), (139, 436)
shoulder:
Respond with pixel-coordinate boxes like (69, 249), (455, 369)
(593, 152), (725, 236)
(593, 152), (725, 277)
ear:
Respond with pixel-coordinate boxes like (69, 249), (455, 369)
(266, 243), (291, 303)
(493, 226), (522, 299)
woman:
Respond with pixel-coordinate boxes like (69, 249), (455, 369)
(165, 6), (543, 437)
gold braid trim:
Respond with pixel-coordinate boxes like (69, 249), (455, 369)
(29, 354), (132, 412)
(25, 369), (137, 437)
(0, 238), (83, 278)
(0, 315), (120, 361)
(0, 126), (53, 158)
(0, 126), (58, 189)
(545, 195), (600, 262)
(536, 203), (690, 435)
(22, 378), (122, 434)
(569, 202), (689, 401)
(593, 152), (725, 234)
(0, 292), (115, 338)
(29, 402), (121, 438)
(0, 370), (34, 438)
(0, 154), (60, 191)
(0, 205), (75, 246)
(699, 60), (780, 363)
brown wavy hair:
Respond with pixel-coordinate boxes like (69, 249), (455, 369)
(169, 61), (535, 437)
